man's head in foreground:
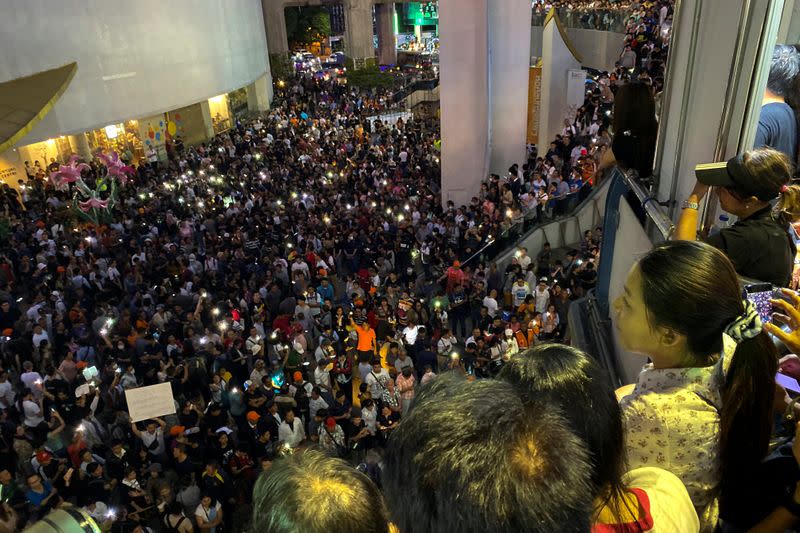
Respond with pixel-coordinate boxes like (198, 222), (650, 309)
(251, 449), (391, 533)
(383, 373), (593, 533)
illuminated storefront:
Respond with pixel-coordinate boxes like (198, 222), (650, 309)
(1, 77), (265, 189)
(86, 121), (144, 163)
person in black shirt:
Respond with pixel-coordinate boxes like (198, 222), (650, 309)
(344, 407), (372, 450)
(678, 148), (800, 287)
(0, 300), (20, 332)
(376, 405), (400, 446)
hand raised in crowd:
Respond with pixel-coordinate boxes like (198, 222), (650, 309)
(767, 288), (800, 354)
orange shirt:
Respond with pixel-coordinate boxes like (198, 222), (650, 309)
(355, 324), (376, 352)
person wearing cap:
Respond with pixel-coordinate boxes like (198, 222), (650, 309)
(677, 147), (800, 286)
(439, 260), (466, 296)
(319, 416), (346, 454)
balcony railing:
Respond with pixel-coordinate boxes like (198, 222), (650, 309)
(532, 7), (630, 33)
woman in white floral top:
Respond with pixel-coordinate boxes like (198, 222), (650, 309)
(612, 241), (778, 531)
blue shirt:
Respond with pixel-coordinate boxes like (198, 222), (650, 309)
(316, 284), (334, 301)
(755, 102), (797, 163)
(26, 480), (53, 507)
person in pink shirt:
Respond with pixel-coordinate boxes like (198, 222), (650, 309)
(395, 366), (416, 416)
(58, 351), (77, 383)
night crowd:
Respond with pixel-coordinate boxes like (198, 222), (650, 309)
(18, 1), (800, 532)
(0, 57), (611, 531)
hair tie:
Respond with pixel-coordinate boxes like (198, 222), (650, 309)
(781, 184), (789, 194)
(723, 299), (762, 345)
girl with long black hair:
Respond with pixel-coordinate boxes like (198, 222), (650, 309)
(612, 240), (778, 529)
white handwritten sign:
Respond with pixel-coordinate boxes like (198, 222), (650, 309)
(125, 382), (176, 422)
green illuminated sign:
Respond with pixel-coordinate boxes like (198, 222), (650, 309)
(407, 2), (438, 26)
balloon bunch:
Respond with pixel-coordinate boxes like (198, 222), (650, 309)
(49, 152), (133, 226)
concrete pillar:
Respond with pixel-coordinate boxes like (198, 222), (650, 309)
(654, 0), (773, 218)
(539, 11), (582, 149)
(247, 73), (272, 113)
(262, 0), (289, 58)
(199, 100), (215, 140)
(68, 133), (92, 161)
(777, 0), (800, 44)
(488, 0), (532, 174)
(376, 3), (397, 66)
(344, 0), (375, 67)
(138, 115), (168, 160)
(439, 0), (489, 207)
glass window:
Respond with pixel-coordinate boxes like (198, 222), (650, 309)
(742, 0), (800, 162)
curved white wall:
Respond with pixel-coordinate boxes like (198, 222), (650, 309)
(531, 26), (626, 72)
(0, 0), (270, 146)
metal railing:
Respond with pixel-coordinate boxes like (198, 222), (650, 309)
(569, 167), (673, 383)
(466, 177), (611, 270)
(392, 78), (440, 105)
(532, 8), (631, 33)
(595, 167), (672, 316)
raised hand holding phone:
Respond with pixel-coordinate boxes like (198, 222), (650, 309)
(766, 288), (800, 354)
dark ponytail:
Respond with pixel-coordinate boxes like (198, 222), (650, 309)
(638, 241), (777, 510)
(719, 332), (777, 509)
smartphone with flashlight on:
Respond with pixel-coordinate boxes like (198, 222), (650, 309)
(743, 283), (777, 324)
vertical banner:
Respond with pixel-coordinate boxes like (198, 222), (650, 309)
(566, 69), (587, 122)
(527, 66), (542, 146)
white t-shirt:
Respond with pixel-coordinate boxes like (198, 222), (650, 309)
(402, 326), (419, 346)
(32, 330), (49, 348)
(482, 296), (499, 318)
(278, 419), (306, 447)
(195, 501), (221, 528)
(0, 380), (14, 409)
(512, 282), (531, 308)
(365, 368), (390, 399)
(603, 467), (700, 533)
(534, 287), (550, 314)
(309, 396), (329, 419)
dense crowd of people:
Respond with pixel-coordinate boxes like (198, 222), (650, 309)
(0, 50), (613, 529)
(533, 0), (673, 36)
(8, 1), (800, 532)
